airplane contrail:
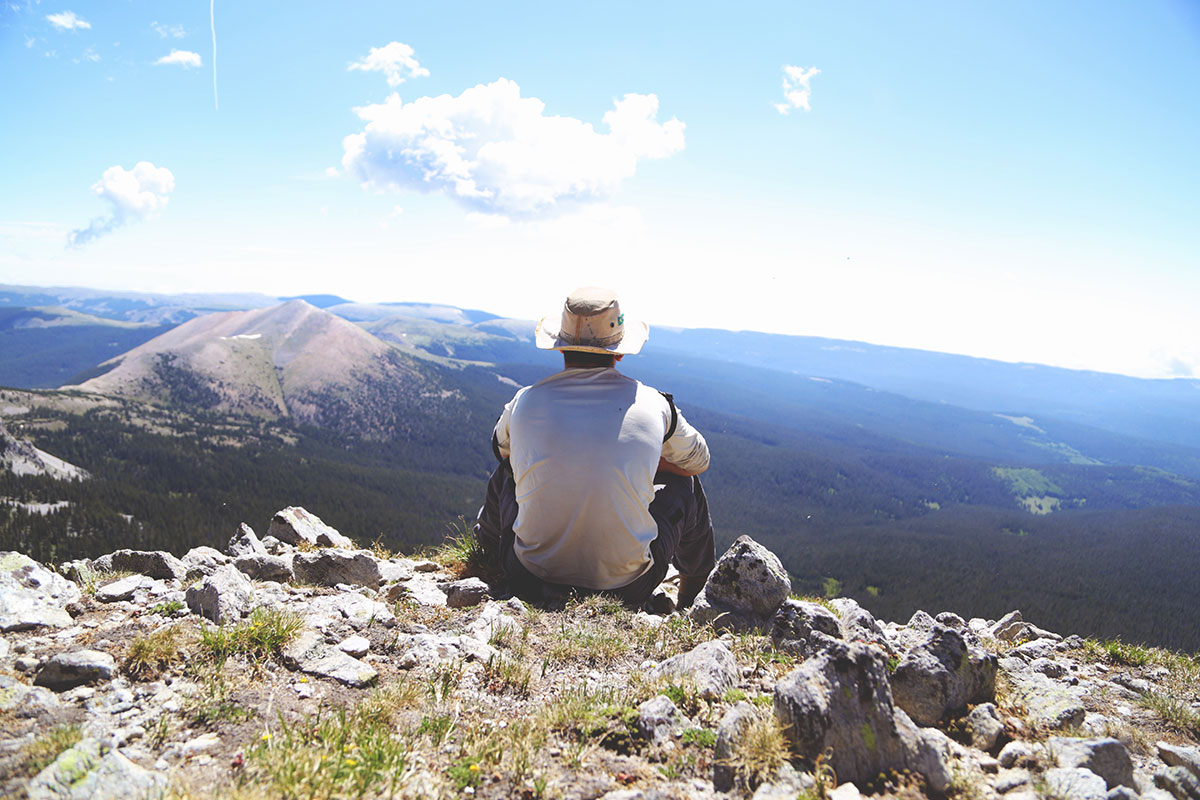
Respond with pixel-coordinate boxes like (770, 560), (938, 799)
(210, 0), (219, 110)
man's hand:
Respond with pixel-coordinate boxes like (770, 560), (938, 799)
(657, 456), (706, 477)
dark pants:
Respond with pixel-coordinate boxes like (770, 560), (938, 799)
(474, 461), (716, 606)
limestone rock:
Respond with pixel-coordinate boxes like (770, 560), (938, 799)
(651, 640), (739, 700)
(96, 549), (188, 581)
(185, 564), (254, 623)
(636, 695), (684, 743)
(1050, 737), (1134, 789)
(228, 523), (268, 557)
(95, 574), (161, 603)
(27, 738), (167, 800)
(689, 536), (790, 631)
(1004, 664), (1086, 730)
(282, 629), (377, 687)
(1155, 766), (1200, 800)
(1159, 742), (1200, 780)
(772, 640), (949, 790)
(443, 577), (491, 608)
(769, 599), (844, 658)
(292, 550), (383, 587)
(307, 592), (394, 630)
(1044, 767), (1109, 800)
(714, 701), (758, 792)
(268, 506), (354, 549)
(998, 740), (1036, 769)
(234, 553), (294, 582)
(829, 597), (893, 652)
(338, 635), (370, 658)
(890, 624), (997, 726)
(0, 551), (81, 631)
(181, 546), (229, 578)
(0, 673), (61, 717)
(34, 649), (117, 691)
(967, 702), (1005, 753)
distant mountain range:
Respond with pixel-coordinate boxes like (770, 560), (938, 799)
(3, 282), (1200, 649)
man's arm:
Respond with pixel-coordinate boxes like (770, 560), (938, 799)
(660, 402), (710, 475)
(657, 456), (706, 477)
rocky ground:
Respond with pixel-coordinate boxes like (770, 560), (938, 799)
(2, 507), (1199, 800)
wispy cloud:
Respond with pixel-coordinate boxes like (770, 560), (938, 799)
(74, 45), (99, 64)
(67, 162), (175, 248)
(151, 21), (185, 39)
(155, 49), (202, 68)
(348, 42), (429, 87)
(774, 64), (820, 114)
(46, 10), (90, 31)
(342, 78), (685, 219)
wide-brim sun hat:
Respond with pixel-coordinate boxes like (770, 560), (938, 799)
(534, 287), (649, 355)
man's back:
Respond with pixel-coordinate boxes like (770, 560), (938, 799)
(497, 367), (693, 589)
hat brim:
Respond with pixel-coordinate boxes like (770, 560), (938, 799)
(534, 316), (649, 355)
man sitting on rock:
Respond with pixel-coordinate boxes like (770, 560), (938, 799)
(474, 287), (715, 610)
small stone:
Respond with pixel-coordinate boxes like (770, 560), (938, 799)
(180, 732), (221, 757)
(998, 741), (1035, 769)
(1043, 767), (1109, 800)
(995, 768), (1031, 793)
(443, 577), (490, 608)
(714, 701), (758, 792)
(95, 574), (156, 603)
(228, 523), (268, 557)
(338, 635), (370, 658)
(186, 564), (254, 623)
(1050, 737), (1134, 789)
(292, 550), (383, 588)
(34, 649), (117, 691)
(1159, 742), (1200, 780)
(1155, 766), (1200, 800)
(233, 553), (294, 582)
(967, 702), (1005, 753)
(636, 695), (684, 743)
(651, 641), (739, 700)
(268, 507), (354, 549)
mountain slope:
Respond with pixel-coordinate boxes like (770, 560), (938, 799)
(64, 301), (443, 440)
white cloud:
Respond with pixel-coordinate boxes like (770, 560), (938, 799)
(151, 21), (186, 39)
(67, 162), (175, 248)
(774, 64), (820, 114)
(342, 78), (685, 218)
(348, 42), (429, 87)
(155, 49), (202, 68)
(46, 10), (90, 31)
(24, 34), (36, 48)
(74, 45), (99, 63)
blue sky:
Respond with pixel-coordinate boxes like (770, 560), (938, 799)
(2, 1), (1198, 378)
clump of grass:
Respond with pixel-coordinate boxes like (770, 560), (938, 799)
(150, 599), (186, 616)
(431, 516), (498, 581)
(1083, 637), (1154, 667)
(719, 714), (789, 788)
(21, 724), (82, 777)
(632, 613), (713, 658)
(483, 654), (533, 696)
(547, 614), (631, 664)
(197, 607), (303, 666)
(682, 728), (717, 748)
(248, 705), (410, 799)
(1138, 691), (1200, 737)
(125, 624), (189, 679)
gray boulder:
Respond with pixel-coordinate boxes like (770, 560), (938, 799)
(292, 550), (383, 587)
(772, 640), (950, 791)
(1159, 742), (1200, 780)
(1050, 737), (1134, 789)
(636, 695), (684, 744)
(185, 564), (254, 623)
(991, 610), (1035, 642)
(0, 552), (81, 630)
(27, 738), (168, 800)
(268, 506), (354, 549)
(181, 546), (229, 578)
(96, 549), (188, 581)
(769, 599), (844, 657)
(890, 624), (997, 726)
(0, 673), (61, 717)
(34, 649), (117, 690)
(443, 577), (491, 608)
(1156, 767), (1200, 800)
(829, 597), (893, 652)
(1004, 668), (1086, 730)
(94, 574), (163, 603)
(651, 640), (739, 700)
(282, 629), (377, 687)
(228, 522), (268, 557)
(234, 553), (294, 582)
(966, 702), (1005, 753)
(1044, 767), (1110, 800)
(689, 536), (790, 631)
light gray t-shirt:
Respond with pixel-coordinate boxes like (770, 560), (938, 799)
(493, 367), (710, 590)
